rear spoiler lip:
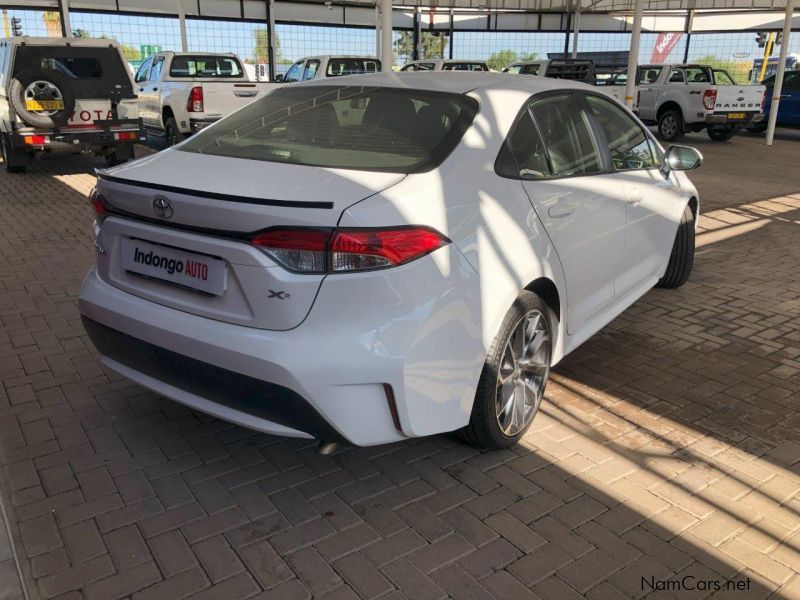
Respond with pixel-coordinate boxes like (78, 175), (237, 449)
(96, 172), (335, 210)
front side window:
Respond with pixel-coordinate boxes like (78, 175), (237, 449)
(303, 59), (320, 80)
(179, 85), (478, 173)
(148, 57), (164, 81)
(585, 95), (658, 171)
(168, 55), (243, 78)
(504, 65), (522, 74)
(135, 58), (152, 83)
(638, 67), (662, 84)
(529, 94), (602, 177)
(284, 61), (304, 83)
(521, 64), (541, 75)
(41, 56), (102, 79)
(784, 71), (800, 90)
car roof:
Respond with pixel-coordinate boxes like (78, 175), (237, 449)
(0, 36), (121, 48)
(296, 71), (591, 95)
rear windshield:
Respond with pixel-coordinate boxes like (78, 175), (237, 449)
(169, 55), (244, 78)
(41, 57), (102, 79)
(179, 85), (478, 173)
(326, 59), (381, 77)
(442, 63), (488, 71)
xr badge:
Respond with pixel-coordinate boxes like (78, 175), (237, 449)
(268, 290), (290, 299)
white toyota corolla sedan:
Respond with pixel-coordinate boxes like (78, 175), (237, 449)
(79, 72), (701, 450)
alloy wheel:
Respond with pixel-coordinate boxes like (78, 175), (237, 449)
(495, 309), (551, 436)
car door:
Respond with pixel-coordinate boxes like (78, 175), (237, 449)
(513, 93), (628, 333)
(583, 94), (687, 296)
(139, 56), (164, 129)
(636, 66), (663, 121)
(778, 71), (800, 125)
(133, 57), (153, 125)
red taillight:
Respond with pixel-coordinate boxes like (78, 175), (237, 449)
(114, 131), (138, 141)
(187, 86), (204, 112)
(251, 228), (329, 273)
(251, 226), (449, 273)
(23, 135), (49, 145)
(703, 89), (717, 111)
(330, 227), (448, 271)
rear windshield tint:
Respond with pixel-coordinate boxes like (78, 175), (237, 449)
(179, 85), (479, 173)
(326, 59), (381, 77)
(41, 57), (102, 79)
(169, 56), (244, 78)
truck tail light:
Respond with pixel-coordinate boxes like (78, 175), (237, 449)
(114, 131), (138, 141)
(187, 86), (204, 112)
(251, 226), (449, 273)
(23, 135), (49, 145)
(702, 89), (717, 111)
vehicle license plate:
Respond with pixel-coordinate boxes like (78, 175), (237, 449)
(727, 112), (746, 120)
(26, 99), (64, 111)
(121, 238), (228, 296)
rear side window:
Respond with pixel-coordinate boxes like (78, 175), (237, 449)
(179, 85), (478, 173)
(496, 110), (551, 178)
(685, 67), (710, 83)
(585, 95), (658, 171)
(326, 59), (381, 77)
(529, 94), (601, 177)
(41, 57), (102, 79)
(169, 55), (243, 78)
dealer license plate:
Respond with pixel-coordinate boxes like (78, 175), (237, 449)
(25, 99), (65, 111)
(120, 238), (228, 296)
(727, 112), (746, 120)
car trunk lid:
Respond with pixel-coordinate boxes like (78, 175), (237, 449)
(95, 150), (404, 330)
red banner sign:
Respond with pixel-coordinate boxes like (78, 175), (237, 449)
(651, 32), (682, 63)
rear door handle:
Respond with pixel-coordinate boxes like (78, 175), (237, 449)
(624, 187), (644, 206)
(549, 204), (576, 218)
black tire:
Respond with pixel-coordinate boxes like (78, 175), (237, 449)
(707, 125), (737, 142)
(1, 134), (29, 174)
(164, 117), (184, 147)
(458, 291), (554, 449)
(105, 143), (135, 167)
(657, 108), (683, 142)
(9, 69), (75, 128)
(656, 204), (695, 289)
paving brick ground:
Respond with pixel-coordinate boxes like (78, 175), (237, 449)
(1, 131), (800, 600)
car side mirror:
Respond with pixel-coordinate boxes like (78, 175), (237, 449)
(274, 74), (284, 82)
(661, 145), (703, 178)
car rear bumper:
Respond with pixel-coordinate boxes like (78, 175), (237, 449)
(706, 112), (765, 125)
(9, 121), (144, 151)
(78, 243), (486, 446)
(189, 117), (218, 132)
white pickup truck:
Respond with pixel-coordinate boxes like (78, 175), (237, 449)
(1, 36), (142, 172)
(134, 52), (280, 145)
(635, 64), (766, 142)
(279, 56), (381, 82)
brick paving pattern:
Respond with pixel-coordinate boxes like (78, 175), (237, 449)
(1, 133), (799, 599)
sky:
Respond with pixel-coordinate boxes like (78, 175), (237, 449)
(3, 7), (799, 80)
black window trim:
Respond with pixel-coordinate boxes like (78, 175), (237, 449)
(494, 89), (614, 182)
(578, 91), (662, 174)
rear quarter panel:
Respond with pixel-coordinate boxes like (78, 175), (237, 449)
(337, 87), (569, 435)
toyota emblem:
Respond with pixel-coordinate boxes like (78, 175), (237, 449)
(152, 196), (174, 219)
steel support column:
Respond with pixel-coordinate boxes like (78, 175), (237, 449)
(380, 0), (392, 72)
(177, 0), (188, 52)
(624, 0), (644, 109)
(766, 0), (796, 145)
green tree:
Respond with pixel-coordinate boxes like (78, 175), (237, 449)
(519, 52), (538, 62)
(693, 54), (749, 84)
(393, 31), (449, 64)
(71, 29), (140, 62)
(487, 49), (518, 71)
(253, 27), (282, 64)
